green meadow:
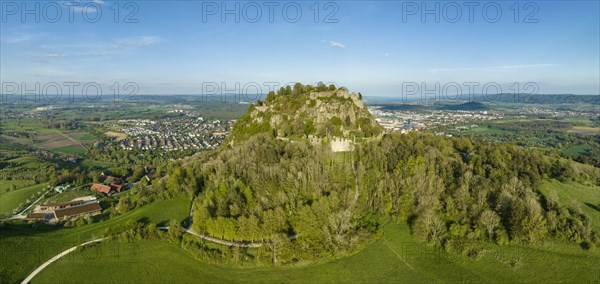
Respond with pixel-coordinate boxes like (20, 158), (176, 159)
(0, 183), (47, 216)
(0, 197), (191, 283)
(563, 144), (593, 157)
(34, 223), (600, 283)
(3, 181), (600, 283)
(540, 180), (600, 231)
(0, 180), (33, 194)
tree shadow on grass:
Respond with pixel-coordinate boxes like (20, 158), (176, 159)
(584, 202), (600, 212)
(0, 222), (62, 239)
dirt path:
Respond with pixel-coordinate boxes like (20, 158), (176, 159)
(185, 228), (263, 248)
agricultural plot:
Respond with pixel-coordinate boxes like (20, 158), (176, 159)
(0, 117), (93, 156)
(34, 131), (88, 156)
(567, 126), (600, 135)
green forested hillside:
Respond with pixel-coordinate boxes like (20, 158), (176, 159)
(3, 86), (599, 283)
(156, 86), (600, 263)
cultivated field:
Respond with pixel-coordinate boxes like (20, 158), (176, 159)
(567, 126), (600, 135)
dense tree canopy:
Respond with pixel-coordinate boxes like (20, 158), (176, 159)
(159, 131), (599, 263)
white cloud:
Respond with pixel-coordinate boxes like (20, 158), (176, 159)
(3, 33), (34, 44)
(41, 53), (67, 58)
(329, 41), (346, 49)
(73, 6), (98, 13)
(62, 1), (103, 12)
(114, 36), (162, 48)
(429, 64), (557, 73)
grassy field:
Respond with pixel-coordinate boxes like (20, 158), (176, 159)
(567, 126), (600, 135)
(0, 183), (48, 216)
(4, 180), (600, 283)
(0, 180), (33, 195)
(104, 131), (127, 141)
(459, 126), (508, 135)
(33, 222), (600, 283)
(5, 156), (45, 170)
(42, 189), (93, 204)
(540, 180), (600, 231)
(0, 197), (191, 283)
(53, 145), (87, 155)
(563, 144), (593, 156)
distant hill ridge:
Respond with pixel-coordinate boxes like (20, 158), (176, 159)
(439, 101), (488, 111)
(374, 101), (488, 111)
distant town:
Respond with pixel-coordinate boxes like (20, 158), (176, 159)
(368, 104), (598, 135)
(107, 111), (234, 152)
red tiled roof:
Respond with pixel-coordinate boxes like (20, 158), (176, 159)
(91, 183), (111, 194)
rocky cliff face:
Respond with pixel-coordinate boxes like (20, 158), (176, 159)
(228, 86), (382, 147)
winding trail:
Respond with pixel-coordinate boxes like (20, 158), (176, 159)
(22, 198), (294, 283)
(184, 198), (264, 247)
(20, 238), (105, 284)
(20, 227), (263, 283)
(185, 228), (263, 248)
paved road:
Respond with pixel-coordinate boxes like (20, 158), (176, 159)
(20, 238), (105, 284)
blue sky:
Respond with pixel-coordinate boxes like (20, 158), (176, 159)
(1, 0), (599, 97)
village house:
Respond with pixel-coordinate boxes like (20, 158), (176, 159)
(103, 175), (123, 185)
(91, 183), (112, 194)
(110, 183), (124, 193)
(91, 183), (125, 195)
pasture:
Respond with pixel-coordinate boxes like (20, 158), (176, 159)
(33, 223), (600, 283)
(0, 183), (48, 216)
(0, 180), (33, 195)
(0, 196), (191, 283)
(540, 180), (600, 231)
